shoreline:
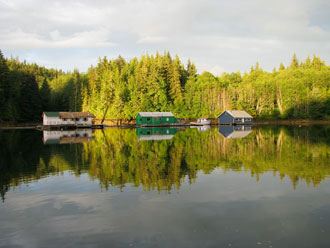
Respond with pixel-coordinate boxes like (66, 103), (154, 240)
(253, 119), (330, 126)
(1, 119), (330, 130)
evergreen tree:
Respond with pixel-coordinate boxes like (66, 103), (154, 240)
(39, 80), (51, 111)
(18, 74), (41, 121)
(290, 53), (299, 69)
(0, 50), (9, 120)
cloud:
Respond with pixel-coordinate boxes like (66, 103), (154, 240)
(137, 36), (167, 44)
(1, 0), (330, 72)
(1, 28), (116, 49)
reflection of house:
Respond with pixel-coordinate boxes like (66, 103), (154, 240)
(136, 127), (178, 141)
(42, 112), (96, 127)
(218, 125), (252, 139)
(218, 110), (253, 125)
(43, 129), (95, 144)
(136, 112), (178, 126)
(190, 125), (211, 132)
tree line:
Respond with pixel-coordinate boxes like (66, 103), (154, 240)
(1, 49), (329, 122)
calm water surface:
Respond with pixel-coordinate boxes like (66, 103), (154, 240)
(1, 126), (330, 248)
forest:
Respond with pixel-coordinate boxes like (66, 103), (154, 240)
(0, 49), (330, 122)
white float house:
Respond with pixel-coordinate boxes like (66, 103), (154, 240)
(42, 112), (96, 127)
(73, 112), (96, 126)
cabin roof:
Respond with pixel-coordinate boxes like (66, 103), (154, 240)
(59, 112), (73, 118)
(218, 110), (252, 118)
(137, 112), (175, 117)
(43, 112), (60, 117)
(73, 112), (96, 118)
(43, 112), (96, 118)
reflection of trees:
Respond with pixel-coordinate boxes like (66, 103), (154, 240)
(84, 126), (330, 191)
(1, 126), (330, 201)
(0, 130), (87, 201)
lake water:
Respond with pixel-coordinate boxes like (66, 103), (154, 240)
(1, 125), (330, 248)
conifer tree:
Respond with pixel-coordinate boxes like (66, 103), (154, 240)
(0, 50), (9, 119)
(290, 53), (299, 69)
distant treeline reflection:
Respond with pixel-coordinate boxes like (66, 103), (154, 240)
(1, 126), (330, 201)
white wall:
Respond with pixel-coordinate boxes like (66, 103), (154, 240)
(60, 118), (75, 125)
(43, 115), (93, 126)
(75, 117), (93, 126)
(43, 116), (62, 126)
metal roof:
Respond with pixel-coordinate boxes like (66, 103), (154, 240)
(219, 110), (252, 118)
(137, 112), (174, 117)
(73, 112), (96, 118)
(59, 112), (74, 118)
(43, 112), (96, 118)
(43, 112), (60, 117)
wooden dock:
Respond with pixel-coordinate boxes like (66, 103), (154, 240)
(36, 124), (106, 131)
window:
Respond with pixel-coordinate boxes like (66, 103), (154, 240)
(72, 118), (75, 121)
(84, 117), (87, 121)
(140, 119), (142, 121)
(76, 118), (79, 121)
(63, 118), (67, 121)
(147, 117), (151, 121)
(166, 118), (169, 121)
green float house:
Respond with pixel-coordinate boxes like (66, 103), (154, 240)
(136, 112), (178, 125)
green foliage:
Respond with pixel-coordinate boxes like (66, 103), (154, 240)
(0, 52), (86, 121)
(1, 51), (330, 121)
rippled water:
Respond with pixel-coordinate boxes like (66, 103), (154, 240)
(1, 126), (330, 247)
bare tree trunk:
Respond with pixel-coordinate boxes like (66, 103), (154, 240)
(101, 105), (109, 124)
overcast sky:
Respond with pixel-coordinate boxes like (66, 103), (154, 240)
(1, 0), (330, 75)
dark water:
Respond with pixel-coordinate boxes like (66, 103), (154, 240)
(1, 126), (330, 248)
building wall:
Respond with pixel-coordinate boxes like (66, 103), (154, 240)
(136, 114), (178, 125)
(60, 118), (75, 125)
(218, 112), (234, 124)
(43, 115), (93, 126)
(75, 117), (93, 126)
(233, 118), (252, 124)
(43, 116), (62, 126)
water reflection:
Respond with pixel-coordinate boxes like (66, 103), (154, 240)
(1, 126), (330, 201)
(136, 127), (178, 141)
(190, 125), (211, 132)
(43, 129), (95, 144)
(218, 125), (252, 138)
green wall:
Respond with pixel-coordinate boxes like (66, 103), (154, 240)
(136, 114), (178, 125)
